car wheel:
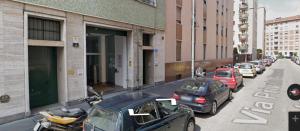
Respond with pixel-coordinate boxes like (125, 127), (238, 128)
(209, 101), (217, 115)
(185, 119), (195, 131)
(228, 90), (233, 100)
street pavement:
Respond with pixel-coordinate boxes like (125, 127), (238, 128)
(1, 59), (299, 131)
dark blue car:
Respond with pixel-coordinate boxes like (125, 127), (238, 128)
(173, 78), (233, 115)
(83, 92), (195, 131)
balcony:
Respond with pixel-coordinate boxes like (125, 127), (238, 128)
(176, 23), (182, 41)
(239, 4), (248, 10)
(239, 24), (248, 31)
(239, 34), (248, 42)
(239, 13), (248, 20)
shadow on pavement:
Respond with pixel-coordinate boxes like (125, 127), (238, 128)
(194, 99), (232, 119)
(195, 124), (201, 131)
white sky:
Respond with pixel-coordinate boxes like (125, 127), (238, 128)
(258, 0), (300, 20)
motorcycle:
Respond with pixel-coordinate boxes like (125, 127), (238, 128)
(33, 86), (103, 131)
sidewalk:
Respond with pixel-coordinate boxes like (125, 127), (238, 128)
(0, 79), (187, 131)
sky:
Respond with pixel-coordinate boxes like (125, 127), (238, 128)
(258, 0), (300, 20)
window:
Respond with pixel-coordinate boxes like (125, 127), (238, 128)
(226, 28), (228, 37)
(225, 46), (227, 58)
(203, 44), (207, 60)
(216, 45), (219, 59)
(216, 24), (219, 35)
(203, 26), (207, 31)
(221, 46), (223, 58)
(28, 17), (61, 41)
(134, 102), (159, 124)
(157, 100), (178, 117)
(176, 42), (181, 61)
(204, 0), (207, 5)
(143, 34), (152, 46)
(136, 0), (156, 7)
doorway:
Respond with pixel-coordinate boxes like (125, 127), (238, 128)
(29, 47), (58, 109)
(86, 26), (128, 91)
(143, 50), (154, 85)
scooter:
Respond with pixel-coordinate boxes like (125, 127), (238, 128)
(33, 86), (103, 131)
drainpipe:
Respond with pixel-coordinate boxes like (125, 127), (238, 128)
(191, 0), (195, 78)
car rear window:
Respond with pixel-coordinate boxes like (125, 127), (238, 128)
(86, 108), (118, 131)
(250, 62), (258, 65)
(240, 64), (252, 69)
(215, 70), (232, 78)
(181, 80), (206, 92)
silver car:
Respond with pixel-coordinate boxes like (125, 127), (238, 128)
(250, 60), (265, 74)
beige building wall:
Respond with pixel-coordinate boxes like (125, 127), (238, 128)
(165, 0), (234, 82)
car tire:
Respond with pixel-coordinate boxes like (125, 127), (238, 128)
(209, 101), (217, 115)
(185, 119), (195, 131)
(228, 90), (233, 100)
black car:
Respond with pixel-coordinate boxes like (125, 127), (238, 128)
(83, 92), (195, 131)
(173, 78), (233, 115)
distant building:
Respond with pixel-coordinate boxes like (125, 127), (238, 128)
(233, 0), (258, 61)
(265, 15), (300, 57)
(165, 0), (234, 81)
(257, 7), (266, 58)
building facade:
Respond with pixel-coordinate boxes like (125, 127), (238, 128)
(233, 0), (257, 61)
(165, 0), (234, 82)
(257, 7), (266, 58)
(0, 0), (165, 123)
(265, 16), (300, 57)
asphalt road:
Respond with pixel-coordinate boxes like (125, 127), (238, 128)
(191, 59), (300, 131)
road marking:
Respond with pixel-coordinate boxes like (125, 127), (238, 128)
(233, 107), (267, 124)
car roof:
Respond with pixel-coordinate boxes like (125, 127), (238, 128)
(95, 92), (160, 112)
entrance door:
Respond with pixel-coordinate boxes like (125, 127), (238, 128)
(114, 36), (127, 87)
(29, 47), (58, 109)
(106, 35), (115, 84)
(143, 50), (154, 85)
(86, 36), (101, 86)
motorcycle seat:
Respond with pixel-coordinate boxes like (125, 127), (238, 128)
(49, 108), (86, 118)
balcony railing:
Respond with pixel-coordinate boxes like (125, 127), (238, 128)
(239, 4), (248, 10)
(239, 34), (248, 41)
(239, 24), (248, 31)
(239, 13), (248, 20)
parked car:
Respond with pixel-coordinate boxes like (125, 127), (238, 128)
(262, 59), (272, 66)
(238, 63), (257, 78)
(250, 60), (265, 74)
(205, 72), (215, 78)
(234, 63), (241, 69)
(213, 68), (243, 92)
(84, 92), (195, 131)
(173, 78), (233, 115)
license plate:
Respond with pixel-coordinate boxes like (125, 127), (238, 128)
(181, 96), (192, 101)
(220, 80), (227, 83)
(33, 122), (41, 131)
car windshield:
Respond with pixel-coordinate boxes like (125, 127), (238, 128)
(215, 70), (232, 78)
(86, 108), (119, 131)
(240, 64), (252, 69)
(250, 62), (258, 65)
(181, 80), (207, 92)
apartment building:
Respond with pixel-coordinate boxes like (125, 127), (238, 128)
(165, 0), (234, 82)
(233, 0), (258, 61)
(257, 7), (266, 58)
(0, 0), (165, 123)
(265, 15), (300, 57)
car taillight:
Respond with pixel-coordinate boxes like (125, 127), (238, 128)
(173, 93), (180, 100)
(194, 97), (206, 104)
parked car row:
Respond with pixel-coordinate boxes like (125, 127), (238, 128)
(172, 57), (277, 117)
(291, 56), (300, 65)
